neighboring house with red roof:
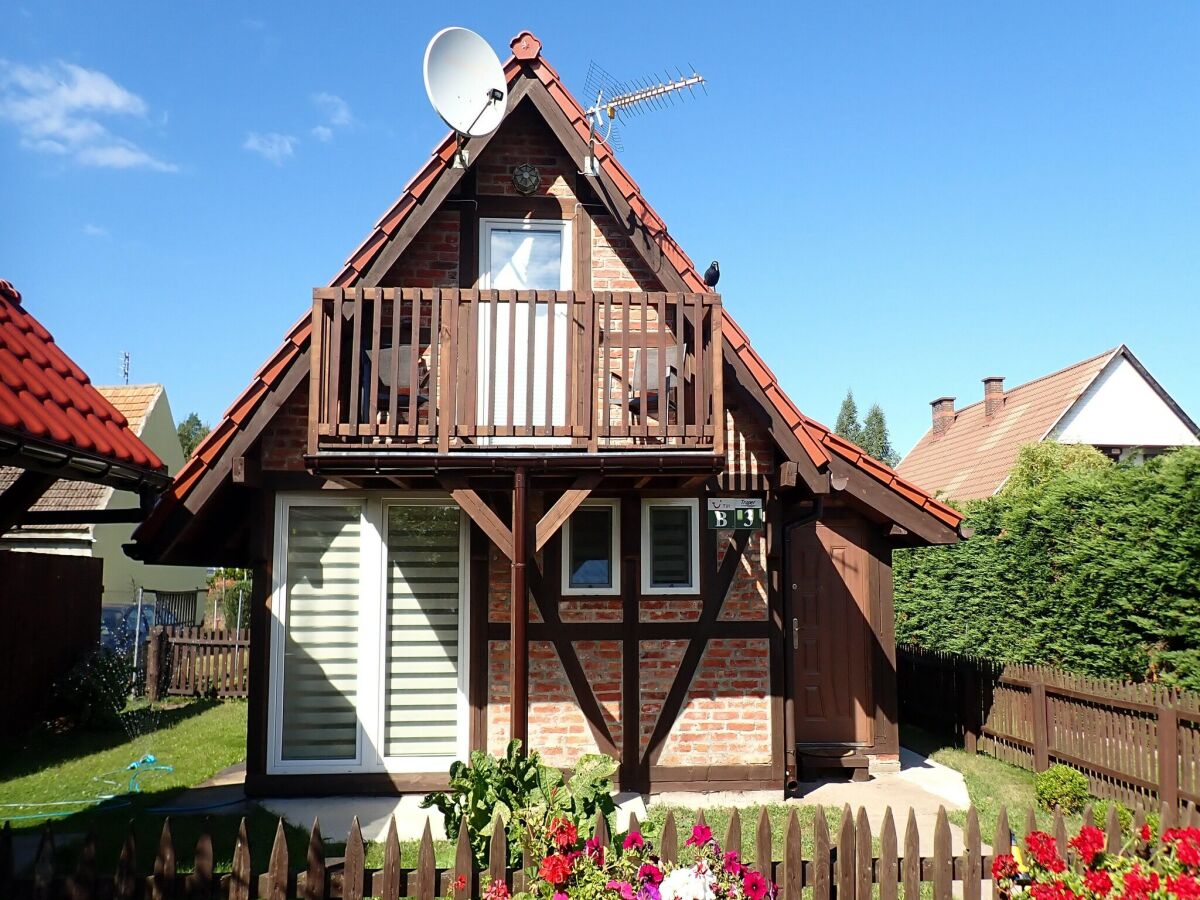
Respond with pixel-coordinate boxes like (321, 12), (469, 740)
(130, 32), (964, 795)
(1, 383), (205, 615)
(897, 345), (1199, 501)
(0, 279), (171, 729)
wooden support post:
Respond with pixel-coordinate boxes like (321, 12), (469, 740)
(1158, 705), (1179, 812)
(961, 658), (980, 754)
(510, 467), (529, 749)
(1031, 681), (1049, 772)
(146, 626), (164, 702)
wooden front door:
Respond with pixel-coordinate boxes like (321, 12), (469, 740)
(787, 521), (873, 745)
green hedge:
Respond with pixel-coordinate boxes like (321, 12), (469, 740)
(894, 444), (1200, 690)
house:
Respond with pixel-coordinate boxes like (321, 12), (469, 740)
(129, 31), (965, 796)
(0, 279), (170, 728)
(1, 383), (206, 617)
(897, 345), (1199, 501)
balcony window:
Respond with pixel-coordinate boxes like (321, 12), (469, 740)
(641, 498), (701, 594)
(561, 499), (620, 596)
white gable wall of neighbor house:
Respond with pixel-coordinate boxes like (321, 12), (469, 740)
(1051, 354), (1199, 451)
(95, 389), (207, 612)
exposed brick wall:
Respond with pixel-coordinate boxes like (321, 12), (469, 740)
(260, 383), (308, 471)
(390, 209), (460, 288)
(639, 639), (689, 755)
(476, 105), (575, 200)
(723, 401), (775, 489)
(656, 638), (772, 767)
(592, 214), (661, 291)
(719, 529), (768, 622)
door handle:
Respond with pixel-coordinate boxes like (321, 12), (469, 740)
(792, 617), (799, 650)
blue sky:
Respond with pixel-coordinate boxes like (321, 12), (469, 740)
(2, 3), (1197, 458)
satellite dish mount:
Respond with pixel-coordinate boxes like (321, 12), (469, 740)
(423, 27), (508, 168)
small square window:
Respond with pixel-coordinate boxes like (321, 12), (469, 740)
(561, 500), (620, 595)
(641, 499), (701, 594)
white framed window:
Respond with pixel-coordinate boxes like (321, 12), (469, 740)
(641, 498), (701, 595)
(561, 498), (621, 596)
(268, 492), (470, 776)
(479, 218), (572, 291)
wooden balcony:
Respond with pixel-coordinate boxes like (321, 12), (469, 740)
(308, 288), (724, 459)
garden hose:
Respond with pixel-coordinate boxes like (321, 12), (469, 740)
(0, 754), (174, 821)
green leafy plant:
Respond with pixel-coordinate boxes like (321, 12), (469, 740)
(1092, 800), (1132, 834)
(421, 740), (617, 867)
(1034, 763), (1090, 813)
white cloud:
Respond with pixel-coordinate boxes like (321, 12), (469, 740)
(82, 223), (108, 237)
(311, 124), (333, 142)
(0, 59), (176, 171)
(312, 91), (352, 127)
(243, 131), (296, 165)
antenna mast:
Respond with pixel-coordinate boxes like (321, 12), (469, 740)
(581, 68), (706, 176)
(120, 351), (130, 385)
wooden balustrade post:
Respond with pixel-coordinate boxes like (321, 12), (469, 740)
(145, 626), (164, 702)
(1031, 681), (1049, 772)
(1158, 705), (1180, 812)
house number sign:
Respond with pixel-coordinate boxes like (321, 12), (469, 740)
(706, 497), (764, 530)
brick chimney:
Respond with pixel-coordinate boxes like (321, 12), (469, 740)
(983, 376), (1005, 420)
(930, 397), (956, 439)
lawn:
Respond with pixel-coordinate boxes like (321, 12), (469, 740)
(900, 724), (1103, 845)
(0, 699), (311, 872)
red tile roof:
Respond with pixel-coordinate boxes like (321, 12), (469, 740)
(137, 32), (962, 544)
(0, 280), (164, 472)
(896, 349), (1117, 500)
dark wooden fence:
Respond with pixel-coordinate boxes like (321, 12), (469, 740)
(0, 551), (102, 731)
(898, 645), (1200, 812)
(14, 800), (1194, 900)
(145, 626), (249, 701)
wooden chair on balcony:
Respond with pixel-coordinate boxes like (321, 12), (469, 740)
(612, 345), (682, 436)
(361, 345), (429, 427)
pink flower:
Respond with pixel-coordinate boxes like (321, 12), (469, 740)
(743, 870), (769, 900)
(684, 824), (713, 848)
(607, 880), (636, 900)
(623, 832), (645, 851)
(723, 851), (745, 876)
(553, 893), (569, 900)
(586, 836), (606, 865)
(638, 863), (664, 885)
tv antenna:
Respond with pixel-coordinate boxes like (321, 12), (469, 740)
(580, 62), (706, 176)
(120, 351), (130, 385)
(423, 27), (508, 168)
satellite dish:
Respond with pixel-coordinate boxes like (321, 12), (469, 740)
(423, 27), (507, 138)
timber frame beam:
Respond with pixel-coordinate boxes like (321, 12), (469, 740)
(534, 474), (600, 551)
(442, 478), (514, 560)
(0, 470), (55, 536)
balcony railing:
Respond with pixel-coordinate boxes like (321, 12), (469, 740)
(308, 288), (723, 456)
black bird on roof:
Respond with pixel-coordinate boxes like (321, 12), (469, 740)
(703, 260), (720, 289)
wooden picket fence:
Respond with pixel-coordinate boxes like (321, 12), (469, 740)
(145, 626), (249, 701)
(9, 799), (1200, 900)
(898, 645), (1200, 812)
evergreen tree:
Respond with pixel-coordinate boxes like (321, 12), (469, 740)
(177, 412), (210, 459)
(861, 403), (899, 466)
(834, 389), (864, 445)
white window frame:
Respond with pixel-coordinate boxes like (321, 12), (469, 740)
(479, 217), (572, 290)
(560, 498), (621, 596)
(267, 491), (471, 776)
(640, 497), (701, 595)
(268, 493), (371, 774)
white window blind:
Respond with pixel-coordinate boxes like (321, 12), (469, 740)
(384, 503), (463, 759)
(280, 504), (361, 761)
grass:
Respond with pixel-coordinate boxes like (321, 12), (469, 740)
(900, 724), (1094, 844)
(0, 699), (312, 872)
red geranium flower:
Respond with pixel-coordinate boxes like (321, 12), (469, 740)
(1120, 866), (1159, 900)
(1070, 826), (1106, 867)
(992, 854), (1019, 881)
(1026, 832), (1067, 874)
(743, 870), (769, 900)
(1084, 870), (1113, 896)
(539, 854), (574, 885)
(1168, 828), (1200, 868)
(684, 824), (713, 848)
(453, 874), (468, 892)
(1139, 824), (1154, 843)
(548, 817), (579, 850)
(1169, 875), (1200, 900)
